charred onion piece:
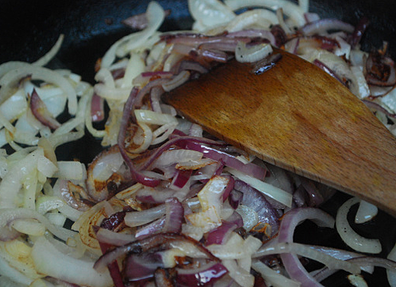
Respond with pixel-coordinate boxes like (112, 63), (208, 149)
(94, 232), (219, 272)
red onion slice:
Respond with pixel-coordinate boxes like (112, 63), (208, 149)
(186, 141), (267, 181)
(313, 59), (346, 86)
(234, 180), (280, 237)
(205, 222), (238, 245)
(124, 253), (163, 282)
(30, 88), (61, 130)
(163, 197), (184, 233)
(135, 197), (183, 239)
(91, 93), (105, 122)
(94, 233), (218, 272)
(117, 87), (161, 187)
(277, 208), (335, 287)
(349, 16), (370, 48)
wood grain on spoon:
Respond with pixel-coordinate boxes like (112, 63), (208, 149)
(163, 48), (396, 216)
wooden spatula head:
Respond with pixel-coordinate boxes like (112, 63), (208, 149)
(163, 48), (396, 216)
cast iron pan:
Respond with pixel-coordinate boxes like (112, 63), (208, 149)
(1, 0), (396, 286)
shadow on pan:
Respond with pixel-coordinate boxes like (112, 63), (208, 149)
(1, 0), (396, 286)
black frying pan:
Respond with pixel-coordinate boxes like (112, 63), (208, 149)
(1, 0), (396, 286)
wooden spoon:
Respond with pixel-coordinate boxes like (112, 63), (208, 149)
(163, 48), (396, 216)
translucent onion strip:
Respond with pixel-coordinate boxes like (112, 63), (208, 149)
(235, 41), (273, 63)
(336, 197), (382, 254)
(0, 65), (77, 115)
(31, 237), (112, 287)
(33, 34), (65, 67)
(225, 9), (279, 32)
(252, 260), (301, 287)
(0, 208), (75, 242)
(224, 0), (306, 26)
(254, 242), (360, 275)
(225, 167), (292, 207)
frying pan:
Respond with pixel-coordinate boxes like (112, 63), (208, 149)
(1, 0), (396, 286)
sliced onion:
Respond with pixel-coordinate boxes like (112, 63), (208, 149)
(0, 65), (77, 115)
(224, 0), (306, 27)
(226, 9), (279, 32)
(186, 141), (266, 181)
(30, 89), (60, 129)
(32, 237), (112, 287)
(33, 34), (65, 67)
(206, 222), (238, 245)
(186, 175), (230, 232)
(176, 261), (228, 286)
(387, 243), (396, 287)
(276, 207), (334, 286)
(354, 200), (378, 224)
(0, 208), (75, 242)
(301, 18), (354, 36)
(235, 41), (273, 63)
(336, 197), (382, 254)
(0, 148), (43, 209)
(124, 252), (163, 282)
(163, 197), (184, 233)
(134, 109), (178, 126)
(117, 88), (161, 187)
(94, 233), (218, 272)
(162, 70), (191, 92)
(252, 260), (301, 287)
(255, 242), (360, 275)
(125, 204), (166, 227)
(188, 0), (235, 30)
(222, 258), (255, 287)
(86, 145), (125, 202)
(227, 167), (292, 207)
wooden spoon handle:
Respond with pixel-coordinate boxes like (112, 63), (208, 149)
(164, 48), (396, 216)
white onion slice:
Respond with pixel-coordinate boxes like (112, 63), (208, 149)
(225, 167), (292, 207)
(117, 2), (165, 57)
(336, 197), (382, 254)
(188, 0), (235, 30)
(387, 243), (396, 287)
(135, 109), (178, 126)
(0, 208), (75, 242)
(0, 148), (43, 208)
(33, 34), (64, 67)
(254, 242), (361, 275)
(226, 9), (279, 32)
(235, 41), (273, 63)
(122, 52), (146, 88)
(0, 65), (77, 115)
(0, 255), (34, 286)
(224, 0), (306, 26)
(95, 68), (116, 88)
(31, 237), (112, 287)
(54, 161), (85, 180)
(154, 149), (203, 167)
(0, 89), (27, 124)
(252, 260), (300, 287)
(235, 204), (259, 231)
(222, 258), (255, 287)
(355, 200), (378, 224)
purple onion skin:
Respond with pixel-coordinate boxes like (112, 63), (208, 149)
(124, 253), (164, 282)
(234, 180), (280, 237)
